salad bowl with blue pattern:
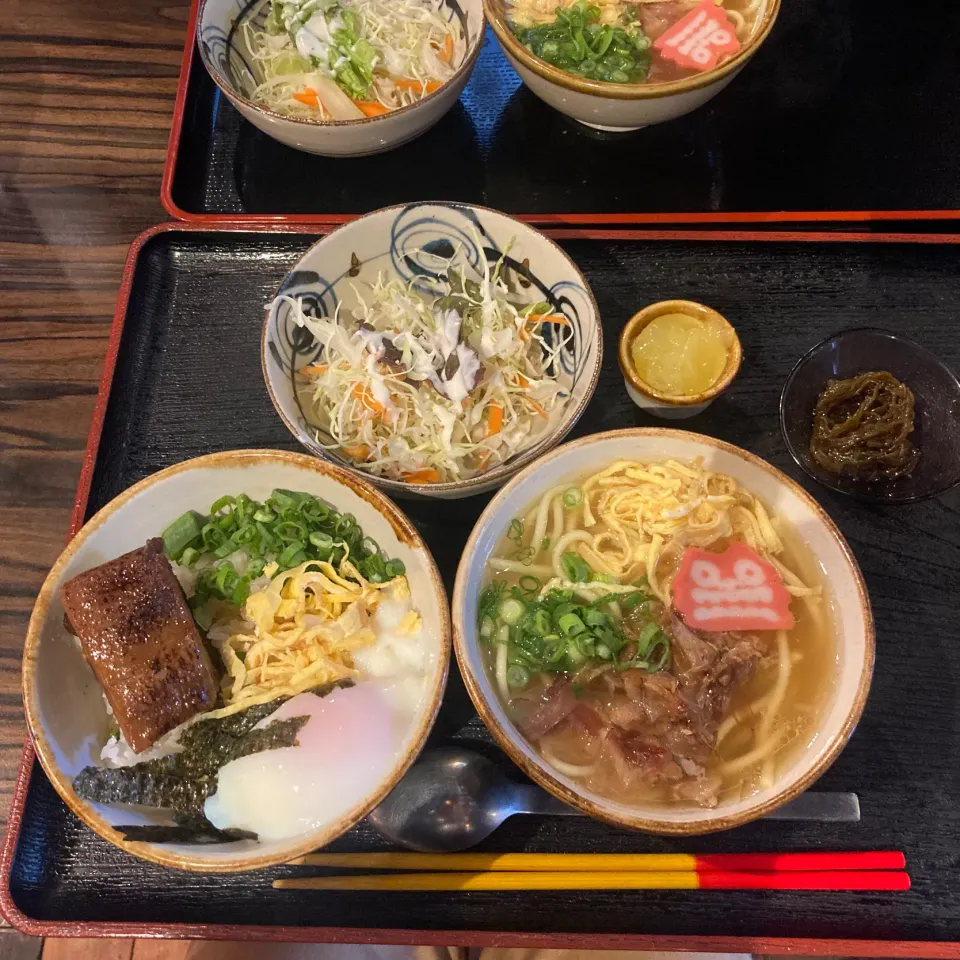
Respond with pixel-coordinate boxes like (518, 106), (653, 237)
(262, 202), (603, 499)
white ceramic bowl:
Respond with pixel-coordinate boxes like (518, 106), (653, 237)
(484, 0), (780, 132)
(262, 201), (603, 499)
(196, 0), (485, 156)
(22, 450), (450, 872)
(453, 428), (874, 835)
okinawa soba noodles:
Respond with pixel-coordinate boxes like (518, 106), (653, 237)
(508, 0), (766, 86)
(478, 459), (835, 808)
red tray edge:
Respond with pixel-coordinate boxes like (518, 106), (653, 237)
(4, 221), (960, 953)
(159, 0), (960, 229)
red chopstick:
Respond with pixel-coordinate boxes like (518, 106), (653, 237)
(699, 870), (911, 891)
(694, 851), (906, 872)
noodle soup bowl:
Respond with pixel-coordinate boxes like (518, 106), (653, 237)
(484, 0), (780, 132)
(22, 450), (450, 872)
(453, 428), (874, 835)
(263, 201), (603, 500)
(196, 0), (485, 157)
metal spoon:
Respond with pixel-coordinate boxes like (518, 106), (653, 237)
(368, 747), (860, 853)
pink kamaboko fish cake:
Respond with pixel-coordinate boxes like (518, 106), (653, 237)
(205, 684), (404, 841)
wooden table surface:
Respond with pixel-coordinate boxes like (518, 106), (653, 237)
(0, 0), (189, 831)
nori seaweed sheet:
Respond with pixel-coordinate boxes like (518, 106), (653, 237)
(114, 822), (258, 845)
(74, 679), (353, 841)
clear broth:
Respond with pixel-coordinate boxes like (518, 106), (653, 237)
(481, 463), (837, 809)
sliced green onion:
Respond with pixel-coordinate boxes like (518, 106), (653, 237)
(588, 571), (615, 584)
(514, 546), (535, 565)
(622, 591), (648, 610)
(499, 597), (526, 625)
(646, 637), (671, 673)
(278, 541), (306, 566)
(636, 621), (661, 653)
(519, 575), (542, 595)
(213, 539), (239, 560)
(179, 546), (200, 568)
(530, 609), (551, 635)
(275, 520), (306, 542)
(557, 612), (586, 636)
(507, 518), (524, 542)
(506, 664), (530, 689)
(561, 551), (591, 582)
(562, 486), (583, 508)
(162, 511), (204, 560)
(209, 495), (235, 516)
(480, 616), (495, 640)
(566, 638), (587, 665)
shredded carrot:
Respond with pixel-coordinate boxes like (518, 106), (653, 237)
(527, 397), (548, 419)
(526, 313), (571, 327)
(476, 449), (491, 472)
(351, 383), (386, 417)
(343, 443), (371, 462)
(394, 78), (443, 94)
(300, 363), (328, 376)
(516, 373), (531, 388)
(486, 402), (503, 437)
(440, 34), (454, 63)
(292, 88), (320, 108)
(404, 468), (441, 484)
(354, 100), (390, 117)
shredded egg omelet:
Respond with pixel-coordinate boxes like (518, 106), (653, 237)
(207, 559), (421, 716)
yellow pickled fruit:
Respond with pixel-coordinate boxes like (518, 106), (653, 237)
(630, 313), (727, 396)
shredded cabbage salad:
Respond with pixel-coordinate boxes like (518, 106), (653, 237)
(274, 244), (573, 484)
(243, 0), (464, 120)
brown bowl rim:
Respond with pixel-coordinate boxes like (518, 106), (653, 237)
(483, 0), (781, 101)
(452, 427), (875, 835)
(617, 299), (743, 406)
(195, 0), (485, 129)
(261, 200), (604, 497)
(22, 449), (451, 872)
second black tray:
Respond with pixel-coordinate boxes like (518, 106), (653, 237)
(4, 227), (960, 953)
(164, 0), (960, 224)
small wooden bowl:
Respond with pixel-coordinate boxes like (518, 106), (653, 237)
(618, 300), (742, 419)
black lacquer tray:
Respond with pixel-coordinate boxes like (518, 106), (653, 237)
(164, 0), (960, 225)
(3, 225), (960, 954)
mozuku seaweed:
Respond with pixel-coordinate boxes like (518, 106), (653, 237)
(74, 679), (353, 840)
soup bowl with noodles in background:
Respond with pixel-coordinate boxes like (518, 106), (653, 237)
(196, 0), (485, 156)
(484, 0), (780, 132)
(453, 428), (873, 834)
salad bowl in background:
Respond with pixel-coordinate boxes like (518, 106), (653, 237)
(263, 201), (603, 500)
(22, 450), (450, 872)
(452, 428), (874, 835)
(483, 0), (780, 132)
(196, 0), (485, 156)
